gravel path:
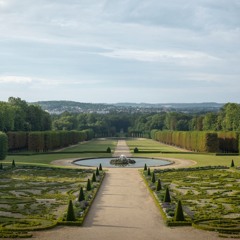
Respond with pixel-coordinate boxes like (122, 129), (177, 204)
(18, 140), (227, 240)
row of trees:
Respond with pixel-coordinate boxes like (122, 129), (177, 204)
(151, 130), (219, 153)
(50, 103), (240, 136)
(0, 97), (51, 132)
(7, 129), (94, 152)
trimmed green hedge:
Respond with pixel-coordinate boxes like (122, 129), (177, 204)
(7, 130), (94, 153)
(0, 132), (8, 160)
(151, 130), (219, 152)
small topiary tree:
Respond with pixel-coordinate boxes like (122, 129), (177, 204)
(0, 163), (3, 170)
(106, 147), (111, 153)
(231, 159), (235, 167)
(134, 147), (139, 153)
(78, 187), (85, 201)
(163, 187), (171, 203)
(87, 178), (91, 191)
(151, 172), (156, 183)
(92, 172), (96, 182)
(144, 163), (147, 171)
(96, 167), (100, 176)
(66, 200), (75, 221)
(156, 179), (162, 191)
(99, 163), (102, 171)
(174, 200), (185, 221)
(12, 159), (16, 168)
(147, 167), (151, 176)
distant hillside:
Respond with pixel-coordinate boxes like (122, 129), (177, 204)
(32, 101), (224, 114)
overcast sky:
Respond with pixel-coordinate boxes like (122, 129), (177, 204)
(0, 0), (239, 103)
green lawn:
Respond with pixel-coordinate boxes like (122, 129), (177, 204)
(126, 138), (240, 167)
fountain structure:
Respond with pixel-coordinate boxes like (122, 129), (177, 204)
(110, 154), (136, 166)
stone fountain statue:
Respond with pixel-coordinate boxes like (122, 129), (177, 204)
(110, 154), (136, 166)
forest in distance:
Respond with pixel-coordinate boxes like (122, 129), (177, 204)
(0, 97), (240, 137)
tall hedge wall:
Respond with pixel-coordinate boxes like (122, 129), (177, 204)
(0, 132), (8, 160)
(151, 130), (219, 153)
(7, 132), (28, 151)
(28, 130), (93, 152)
(217, 131), (239, 153)
(7, 130), (94, 153)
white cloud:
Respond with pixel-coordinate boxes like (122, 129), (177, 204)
(0, 76), (32, 84)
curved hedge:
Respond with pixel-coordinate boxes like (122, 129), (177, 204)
(0, 132), (8, 160)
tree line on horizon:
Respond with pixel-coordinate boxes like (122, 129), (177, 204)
(0, 98), (240, 135)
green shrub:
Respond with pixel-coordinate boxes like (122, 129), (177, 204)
(231, 159), (235, 167)
(147, 167), (151, 176)
(174, 200), (185, 221)
(164, 187), (171, 203)
(106, 147), (111, 153)
(144, 163), (147, 171)
(92, 173), (96, 182)
(99, 163), (102, 171)
(12, 159), (16, 168)
(151, 172), (156, 183)
(96, 167), (100, 176)
(86, 179), (91, 191)
(157, 179), (162, 191)
(134, 147), (139, 153)
(66, 200), (75, 221)
(78, 187), (85, 202)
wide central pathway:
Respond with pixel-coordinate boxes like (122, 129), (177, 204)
(31, 140), (225, 240)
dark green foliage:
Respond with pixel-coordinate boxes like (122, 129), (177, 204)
(92, 172), (96, 182)
(164, 187), (171, 203)
(106, 147), (111, 153)
(151, 172), (156, 183)
(174, 200), (185, 221)
(156, 179), (162, 191)
(78, 187), (85, 202)
(0, 132), (8, 160)
(147, 167), (151, 176)
(152, 130), (219, 152)
(96, 167), (100, 176)
(99, 163), (102, 171)
(66, 200), (75, 221)
(144, 163), (147, 171)
(7, 132), (28, 151)
(134, 147), (139, 153)
(12, 159), (16, 168)
(0, 163), (2, 170)
(86, 179), (91, 191)
(231, 159), (235, 167)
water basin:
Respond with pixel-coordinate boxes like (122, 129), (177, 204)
(74, 157), (172, 168)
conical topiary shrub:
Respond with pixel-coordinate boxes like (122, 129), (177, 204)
(151, 172), (156, 183)
(163, 187), (171, 203)
(12, 159), (16, 168)
(156, 179), (162, 191)
(106, 147), (111, 153)
(87, 179), (91, 191)
(147, 167), (151, 176)
(78, 187), (85, 201)
(0, 163), (3, 170)
(231, 159), (235, 167)
(96, 167), (100, 176)
(174, 200), (185, 221)
(92, 172), (96, 182)
(144, 163), (147, 171)
(66, 200), (75, 221)
(99, 163), (102, 171)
